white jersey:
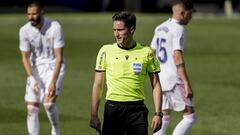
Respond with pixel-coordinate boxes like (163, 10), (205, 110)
(19, 18), (64, 67)
(151, 18), (186, 91)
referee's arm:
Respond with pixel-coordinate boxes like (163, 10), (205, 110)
(90, 71), (105, 132)
(149, 73), (162, 133)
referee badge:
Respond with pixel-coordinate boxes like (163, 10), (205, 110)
(132, 63), (142, 75)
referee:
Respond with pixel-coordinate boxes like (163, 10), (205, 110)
(90, 11), (163, 135)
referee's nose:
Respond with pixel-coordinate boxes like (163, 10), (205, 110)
(113, 30), (120, 38)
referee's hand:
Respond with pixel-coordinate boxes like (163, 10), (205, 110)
(151, 115), (162, 133)
(96, 128), (102, 135)
(90, 115), (101, 134)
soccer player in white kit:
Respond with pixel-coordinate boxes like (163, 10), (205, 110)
(19, 1), (65, 135)
(151, 0), (196, 135)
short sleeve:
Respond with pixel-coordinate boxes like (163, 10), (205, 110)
(95, 46), (106, 71)
(150, 28), (158, 50)
(53, 21), (65, 48)
(172, 27), (185, 52)
(147, 48), (160, 73)
(19, 27), (30, 52)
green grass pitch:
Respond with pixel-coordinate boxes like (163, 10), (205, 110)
(0, 13), (240, 135)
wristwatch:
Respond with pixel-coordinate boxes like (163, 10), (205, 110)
(154, 112), (163, 118)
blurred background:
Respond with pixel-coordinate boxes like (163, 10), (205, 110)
(0, 0), (239, 15)
(1, 0), (240, 135)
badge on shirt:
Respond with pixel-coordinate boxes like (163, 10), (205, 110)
(132, 63), (142, 75)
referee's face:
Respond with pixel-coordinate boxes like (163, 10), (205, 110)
(113, 21), (133, 47)
(27, 6), (43, 27)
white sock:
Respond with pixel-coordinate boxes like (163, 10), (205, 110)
(173, 113), (196, 135)
(44, 103), (60, 135)
(27, 105), (39, 135)
(154, 115), (171, 135)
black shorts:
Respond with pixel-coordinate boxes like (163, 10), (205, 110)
(102, 100), (149, 135)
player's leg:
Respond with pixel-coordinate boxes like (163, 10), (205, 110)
(172, 106), (196, 135)
(27, 102), (40, 135)
(153, 109), (171, 135)
(44, 96), (60, 135)
(154, 92), (172, 135)
(25, 75), (41, 135)
(43, 66), (64, 135)
(172, 84), (196, 135)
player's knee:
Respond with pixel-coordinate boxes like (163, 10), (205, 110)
(183, 113), (197, 123)
(27, 105), (39, 114)
(43, 102), (54, 110)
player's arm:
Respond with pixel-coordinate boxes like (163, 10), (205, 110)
(148, 73), (162, 133)
(21, 51), (33, 76)
(152, 49), (157, 56)
(173, 50), (193, 98)
(21, 51), (40, 96)
(47, 47), (63, 97)
(90, 71), (105, 132)
(20, 28), (39, 96)
(46, 21), (65, 97)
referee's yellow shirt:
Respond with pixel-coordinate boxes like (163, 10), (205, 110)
(95, 43), (160, 101)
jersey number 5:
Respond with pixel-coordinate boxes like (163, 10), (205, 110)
(156, 38), (167, 64)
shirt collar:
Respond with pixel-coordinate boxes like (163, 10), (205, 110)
(169, 18), (180, 24)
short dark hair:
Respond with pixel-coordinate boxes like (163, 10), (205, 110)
(172, 0), (194, 11)
(27, 0), (44, 9)
(112, 11), (136, 29)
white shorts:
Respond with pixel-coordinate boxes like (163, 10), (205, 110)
(24, 63), (65, 103)
(162, 84), (194, 112)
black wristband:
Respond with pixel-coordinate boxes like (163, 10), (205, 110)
(176, 63), (185, 68)
(154, 112), (163, 118)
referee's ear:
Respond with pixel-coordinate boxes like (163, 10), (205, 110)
(130, 26), (135, 34)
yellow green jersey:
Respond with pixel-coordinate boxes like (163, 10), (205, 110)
(95, 42), (160, 101)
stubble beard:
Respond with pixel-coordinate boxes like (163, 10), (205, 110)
(30, 16), (41, 27)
